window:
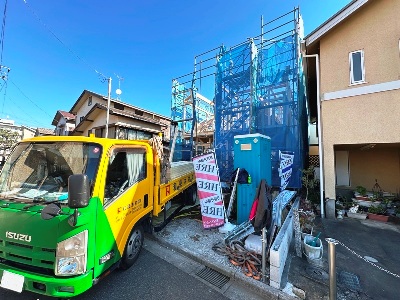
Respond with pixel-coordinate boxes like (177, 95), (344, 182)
(88, 96), (92, 106)
(118, 128), (127, 139)
(114, 103), (124, 110)
(80, 116), (84, 123)
(95, 128), (103, 138)
(104, 148), (147, 206)
(349, 50), (365, 85)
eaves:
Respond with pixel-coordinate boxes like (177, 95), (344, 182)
(71, 103), (167, 135)
(305, 0), (369, 47)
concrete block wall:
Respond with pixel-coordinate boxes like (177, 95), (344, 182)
(269, 198), (299, 288)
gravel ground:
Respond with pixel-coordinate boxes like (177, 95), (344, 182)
(154, 217), (243, 271)
(153, 216), (270, 279)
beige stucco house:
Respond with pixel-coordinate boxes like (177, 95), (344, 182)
(68, 90), (171, 142)
(303, 0), (400, 213)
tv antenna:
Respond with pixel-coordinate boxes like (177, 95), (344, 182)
(115, 74), (124, 100)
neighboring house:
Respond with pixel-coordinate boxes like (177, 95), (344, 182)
(303, 0), (400, 211)
(193, 118), (214, 155)
(68, 90), (171, 142)
(0, 118), (36, 166)
(35, 128), (55, 136)
(52, 110), (76, 136)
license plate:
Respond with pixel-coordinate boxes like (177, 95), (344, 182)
(0, 270), (24, 293)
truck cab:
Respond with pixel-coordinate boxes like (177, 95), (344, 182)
(0, 135), (194, 298)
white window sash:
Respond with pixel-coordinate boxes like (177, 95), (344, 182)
(349, 50), (365, 85)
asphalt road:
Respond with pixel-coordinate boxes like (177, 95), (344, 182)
(0, 240), (260, 300)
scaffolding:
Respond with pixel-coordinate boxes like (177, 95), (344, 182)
(172, 8), (307, 188)
(171, 76), (214, 161)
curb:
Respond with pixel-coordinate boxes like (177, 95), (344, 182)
(149, 234), (296, 300)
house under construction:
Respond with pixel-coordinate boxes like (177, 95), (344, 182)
(171, 8), (308, 189)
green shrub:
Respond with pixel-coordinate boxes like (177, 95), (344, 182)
(356, 186), (367, 196)
(368, 204), (386, 215)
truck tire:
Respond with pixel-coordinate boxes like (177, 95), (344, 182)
(120, 225), (144, 270)
(184, 184), (198, 206)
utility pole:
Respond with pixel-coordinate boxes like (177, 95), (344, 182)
(105, 77), (112, 138)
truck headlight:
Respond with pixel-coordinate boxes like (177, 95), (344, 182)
(55, 230), (88, 276)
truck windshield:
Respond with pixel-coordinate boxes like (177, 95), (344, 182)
(0, 142), (102, 203)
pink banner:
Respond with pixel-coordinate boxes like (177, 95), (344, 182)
(192, 152), (225, 229)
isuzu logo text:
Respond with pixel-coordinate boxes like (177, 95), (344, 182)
(5, 231), (32, 242)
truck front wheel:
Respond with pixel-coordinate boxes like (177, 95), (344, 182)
(120, 225), (144, 270)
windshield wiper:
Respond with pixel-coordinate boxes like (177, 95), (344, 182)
(23, 199), (61, 210)
(4, 195), (32, 201)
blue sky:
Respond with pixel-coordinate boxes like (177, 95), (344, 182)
(0, 0), (350, 128)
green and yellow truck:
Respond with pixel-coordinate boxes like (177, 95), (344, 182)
(0, 135), (196, 298)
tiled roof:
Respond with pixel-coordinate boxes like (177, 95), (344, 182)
(70, 90), (170, 120)
(36, 128), (55, 135)
(59, 110), (76, 120)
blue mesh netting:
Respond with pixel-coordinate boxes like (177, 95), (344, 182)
(214, 42), (258, 180)
(170, 80), (193, 161)
(214, 34), (307, 188)
(171, 9), (308, 187)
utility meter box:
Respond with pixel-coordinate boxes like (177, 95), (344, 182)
(234, 134), (271, 224)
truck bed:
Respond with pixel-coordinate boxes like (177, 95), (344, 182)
(154, 161), (195, 217)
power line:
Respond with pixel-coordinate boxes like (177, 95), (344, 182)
(5, 95), (47, 126)
(22, 0), (108, 81)
(0, 0), (8, 65)
(7, 78), (69, 127)
(1, 78), (7, 114)
(0, 66), (53, 127)
(8, 78), (53, 119)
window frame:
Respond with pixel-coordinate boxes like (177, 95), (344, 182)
(349, 50), (365, 85)
(103, 146), (147, 207)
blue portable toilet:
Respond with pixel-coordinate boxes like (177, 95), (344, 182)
(234, 134), (271, 224)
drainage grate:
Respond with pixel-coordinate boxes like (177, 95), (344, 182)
(338, 270), (361, 292)
(196, 266), (230, 289)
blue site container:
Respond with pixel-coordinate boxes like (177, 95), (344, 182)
(236, 183), (256, 225)
(234, 134), (271, 224)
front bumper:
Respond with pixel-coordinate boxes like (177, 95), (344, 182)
(0, 263), (93, 298)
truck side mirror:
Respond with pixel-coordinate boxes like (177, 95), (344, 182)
(68, 174), (90, 208)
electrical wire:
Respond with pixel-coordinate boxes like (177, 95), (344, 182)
(8, 78), (53, 119)
(0, 0), (8, 117)
(0, 0), (7, 65)
(0, 79), (7, 115)
(22, 0), (108, 81)
(2, 95), (48, 127)
(17, 0), (113, 127)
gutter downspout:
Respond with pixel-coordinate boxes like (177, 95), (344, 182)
(303, 53), (324, 218)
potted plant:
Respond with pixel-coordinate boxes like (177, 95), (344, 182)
(355, 185), (369, 200)
(396, 207), (400, 218)
(301, 165), (320, 214)
(367, 204), (389, 222)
